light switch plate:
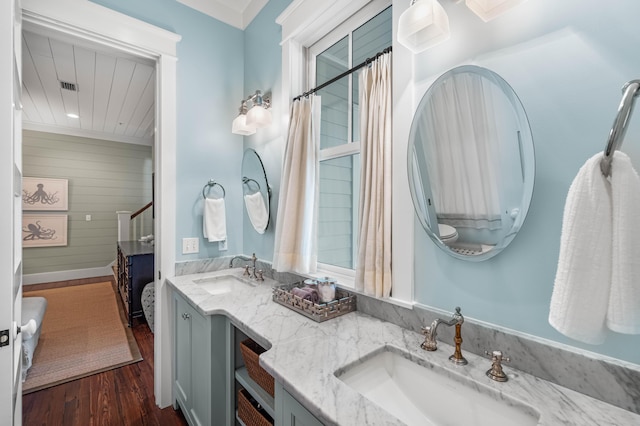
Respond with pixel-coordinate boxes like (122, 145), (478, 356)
(182, 237), (199, 254)
(218, 240), (228, 251)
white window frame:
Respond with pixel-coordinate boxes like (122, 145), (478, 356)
(278, 0), (415, 305)
(307, 2), (391, 286)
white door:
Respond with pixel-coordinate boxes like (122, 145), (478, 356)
(0, 0), (23, 425)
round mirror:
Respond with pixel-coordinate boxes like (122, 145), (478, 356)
(242, 148), (271, 234)
(408, 65), (535, 260)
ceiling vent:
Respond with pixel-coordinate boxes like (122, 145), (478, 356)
(59, 81), (78, 92)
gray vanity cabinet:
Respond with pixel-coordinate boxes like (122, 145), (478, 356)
(173, 292), (229, 426)
(172, 289), (324, 426)
(276, 382), (324, 426)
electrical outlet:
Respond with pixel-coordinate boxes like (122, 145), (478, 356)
(218, 240), (228, 251)
(182, 237), (199, 254)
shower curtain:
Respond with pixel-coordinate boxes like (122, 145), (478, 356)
(422, 71), (502, 230)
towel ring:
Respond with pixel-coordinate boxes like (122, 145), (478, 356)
(242, 176), (261, 191)
(202, 180), (225, 199)
(601, 79), (640, 177)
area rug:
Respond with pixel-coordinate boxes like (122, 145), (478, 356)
(22, 281), (142, 393)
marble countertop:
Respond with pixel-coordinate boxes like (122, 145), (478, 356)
(168, 269), (640, 426)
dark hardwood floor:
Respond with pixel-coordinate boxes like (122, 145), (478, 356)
(22, 283), (187, 426)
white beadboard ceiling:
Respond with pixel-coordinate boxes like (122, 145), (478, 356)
(176, 0), (268, 29)
(22, 29), (156, 146)
(22, 1), (268, 146)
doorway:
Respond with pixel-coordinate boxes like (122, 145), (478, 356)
(20, 0), (179, 411)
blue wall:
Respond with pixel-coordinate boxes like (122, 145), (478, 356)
(91, 0), (640, 365)
(90, 0), (245, 261)
(410, 0), (640, 364)
(242, 0), (292, 261)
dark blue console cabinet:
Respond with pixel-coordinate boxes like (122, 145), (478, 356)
(117, 241), (154, 327)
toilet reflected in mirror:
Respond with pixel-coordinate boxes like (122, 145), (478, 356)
(242, 148), (271, 234)
(408, 65), (535, 260)
(437, 224), (458, 246)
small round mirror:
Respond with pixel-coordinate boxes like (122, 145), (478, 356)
(408, 65), (535, 260)
(242, 148), (271, 234)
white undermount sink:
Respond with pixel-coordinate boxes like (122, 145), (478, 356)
(336, 348), (540, 426)
(193, 275), (254, 295)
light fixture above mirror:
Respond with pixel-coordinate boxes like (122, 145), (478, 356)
(397, 0), (528, 53)
(397, 0), (450, 53)
(231, 100), (256, 136)
(466, 0), (527, 22)
(231, 90), (272, 135)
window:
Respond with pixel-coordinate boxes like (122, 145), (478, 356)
(309, 6), (392, 273)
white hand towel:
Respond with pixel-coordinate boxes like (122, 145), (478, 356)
(244, 192), (268, 234)
(607, 152), (640, 334)
(549, 153), (612, 344)
(203, 197), (227, 242)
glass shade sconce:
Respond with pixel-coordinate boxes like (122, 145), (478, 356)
(466, 0), (527, 22)
(397, 0), (450, 53)
(397, 0), (527, 53)
(232, 90), (272, 135)
(232, 101), (256, 136)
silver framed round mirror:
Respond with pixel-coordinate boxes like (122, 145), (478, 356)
(408, 65), (535, 261)
(242, 148), (271, 234)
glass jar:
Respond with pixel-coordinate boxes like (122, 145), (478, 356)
(317, 277), (337, 303)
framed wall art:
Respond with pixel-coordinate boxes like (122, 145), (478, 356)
(22, 177), (68, 211)
(22, 214), (68, 248)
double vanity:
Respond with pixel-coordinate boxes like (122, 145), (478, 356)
(168, 268), (640, 425)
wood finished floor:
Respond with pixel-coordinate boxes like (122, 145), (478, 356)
(22, 281), (187, 426)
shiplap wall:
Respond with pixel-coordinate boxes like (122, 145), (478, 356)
(22, 130), (152, 276)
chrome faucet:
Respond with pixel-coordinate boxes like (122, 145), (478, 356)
(229, 253), (263, 281)
(229, 255), (248, 268)
(421, 306), (468, 365)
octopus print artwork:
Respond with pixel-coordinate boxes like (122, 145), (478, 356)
(22, 177), (68, 211)
(22, 215), (68, 247)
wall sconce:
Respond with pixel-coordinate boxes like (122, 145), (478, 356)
(397, 0), (450, 53)
(466, 0), (527, 22)
(397, 0), (527, 53)
(232, 90), (272, 135)
(231, 101), (256, 136)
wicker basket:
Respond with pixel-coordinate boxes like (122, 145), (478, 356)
(237, 388), (273, 426)
(240, 339), (274, 397)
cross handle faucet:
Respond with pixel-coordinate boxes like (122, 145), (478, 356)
(420, 307), (468, 365)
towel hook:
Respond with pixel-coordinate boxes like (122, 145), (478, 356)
(202, 180), (225, 199)
(601, 79), (640, 177)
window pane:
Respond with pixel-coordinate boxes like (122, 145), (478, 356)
(352, 7), (392, 142)
(316, 35), (348, 84)
(318, 154), (360, 269)
(352, 7), (392, 65)
(317, 36), (349, 150)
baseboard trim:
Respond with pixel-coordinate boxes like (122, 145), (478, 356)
(23, 264), (115, 286)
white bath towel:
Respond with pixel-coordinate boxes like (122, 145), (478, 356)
(549, 153), (613, 344)
(244, 192), (268, 234)
(607, 152), (640, 334)
(203, 197), (227, 242)
(550, 151), (640, 344)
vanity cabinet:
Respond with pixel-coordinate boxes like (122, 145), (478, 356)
(173, 292), (229, 426)
(232, 329), (323, 426)
(172, 289), (324, 426)
(276, 382), (324, 426)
